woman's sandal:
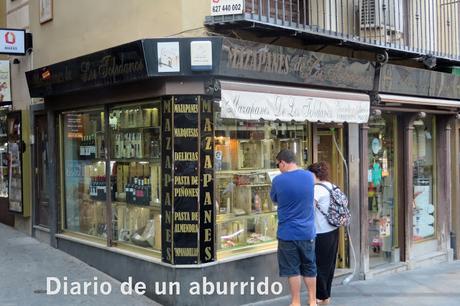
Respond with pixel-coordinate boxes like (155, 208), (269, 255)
(317, 298), (331, 305)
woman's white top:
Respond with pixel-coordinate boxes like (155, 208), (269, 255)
(314, 181), (337, 234)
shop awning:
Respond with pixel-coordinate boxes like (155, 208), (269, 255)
(219, 81), (370, 123)
(379, 94), (460, 108)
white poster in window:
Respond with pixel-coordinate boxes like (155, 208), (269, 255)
(157, 42), (180, 73)
(417, 128), (426, 158)
(414, 185), (430, 210)
(0, 61), (11, 103)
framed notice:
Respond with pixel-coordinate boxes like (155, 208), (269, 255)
(40, 0), (53, 24)
(157, 42), (180, 73)
(0, 61), (11, 104)
(7, 111), (23, 214)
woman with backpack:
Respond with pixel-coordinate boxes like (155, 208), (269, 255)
(308, 161), (339, 305)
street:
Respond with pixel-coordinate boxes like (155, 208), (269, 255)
(2, 223), (460, 306)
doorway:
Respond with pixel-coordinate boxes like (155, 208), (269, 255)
(315, 125), (348, 268)
(34, 114), (49, 227)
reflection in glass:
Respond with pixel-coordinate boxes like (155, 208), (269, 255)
(109, 103), (161, 250)
(62, 110), (108, 238)
(368, 115), (398, 267)
(215, 107), (311, 252)
(412, 116), (436, 241)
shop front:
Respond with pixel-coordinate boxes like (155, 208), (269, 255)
(361, 64), (460, 277)
(26, 37), (373, 305)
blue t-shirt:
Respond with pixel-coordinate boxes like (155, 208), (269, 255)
(270, 169), (316, 240)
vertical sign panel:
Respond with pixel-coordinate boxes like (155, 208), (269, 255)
(200, 98), (214, 263)
(161, 97), (173, 263)
(172, 96), (200, 264)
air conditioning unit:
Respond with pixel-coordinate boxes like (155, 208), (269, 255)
(359, 0), (404, 33)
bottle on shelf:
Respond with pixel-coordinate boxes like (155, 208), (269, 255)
(90, 135), (96, 159)
(150, 139), (160, 159)
(125, 179), (131, 203)
(80, 136), (88, 159)
(122, 176), (152, 205)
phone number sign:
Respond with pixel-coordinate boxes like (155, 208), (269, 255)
(211, 0), (244, 16)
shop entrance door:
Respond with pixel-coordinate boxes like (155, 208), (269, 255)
(316, 125), (348, 268)
(34, 114), (49, 227)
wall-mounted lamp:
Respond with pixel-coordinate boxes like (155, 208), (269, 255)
(417, 111), (427, 119)
(456, 113), (460, 120)
(371, 109), (382, 117)
(12, 58), (20, 64)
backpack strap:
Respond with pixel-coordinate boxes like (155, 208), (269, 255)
(315, 183), (333, 194)
(314, 183), (332, 217)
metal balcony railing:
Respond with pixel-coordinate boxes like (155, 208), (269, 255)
(207, 0), (460, 61)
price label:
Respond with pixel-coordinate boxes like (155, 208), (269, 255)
(210, 0), (244, 16)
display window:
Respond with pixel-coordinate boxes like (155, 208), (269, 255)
(0, 108), (8, 198)
(62, 109), (108, 238)
(61, 103), (162, 252)
(109, 103), (161, 251)
(412, 115), (436, 241)
(367, 114), (398, 267)
(214, 111), (311, 256)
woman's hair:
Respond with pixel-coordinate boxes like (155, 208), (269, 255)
(307, 161), (330, 181)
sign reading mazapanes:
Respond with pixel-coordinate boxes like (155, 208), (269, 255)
(211, 0), (244, 16)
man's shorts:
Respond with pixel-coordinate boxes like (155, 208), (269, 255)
(278, 239), (317, 277)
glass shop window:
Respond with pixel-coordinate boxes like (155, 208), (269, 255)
(62, 109), (108, 238)
(109, 103), (162, 251)
(214, 111), (310, 255)
(412, 115), (436, 241)
(367, 114), (398, 267)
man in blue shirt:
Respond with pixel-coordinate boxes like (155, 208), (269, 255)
(270, 149), (317, 306)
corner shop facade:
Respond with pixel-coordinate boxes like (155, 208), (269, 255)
(25, 37), (460, 305)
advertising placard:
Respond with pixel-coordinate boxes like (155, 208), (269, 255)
(211, 0), (244, 16)
(0, 29), (25, 55)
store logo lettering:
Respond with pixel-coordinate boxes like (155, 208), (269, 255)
(5, 32), (16, 44)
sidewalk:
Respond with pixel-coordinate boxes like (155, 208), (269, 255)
(0, 223), (160, 306)
(251, 260), (460, 306)
(2, 222), (460, 306)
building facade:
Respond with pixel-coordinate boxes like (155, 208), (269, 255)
(2, 0), (460, 305)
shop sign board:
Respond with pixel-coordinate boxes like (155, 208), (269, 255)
(171, 95), (200, 264)
(161, 97), (174, 264)
(199, 98), (214, 263)
(26, 40), (148, 97)
(380, 63), (460, 100)
(0, 29), (25, 55)
(162, 96), (214, 264)
(210, 0), (244, 16)
(219, 38), (375, 92)
(220, 88), (370, 123)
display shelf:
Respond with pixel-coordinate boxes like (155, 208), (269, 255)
(216, 168), (279, 175)
(112, 200), (160, 210)
(111, 126), (160, 132)
(217, 212), (278, 251)
(111, 158), (160, 163)
(216, 211), (278, 223)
